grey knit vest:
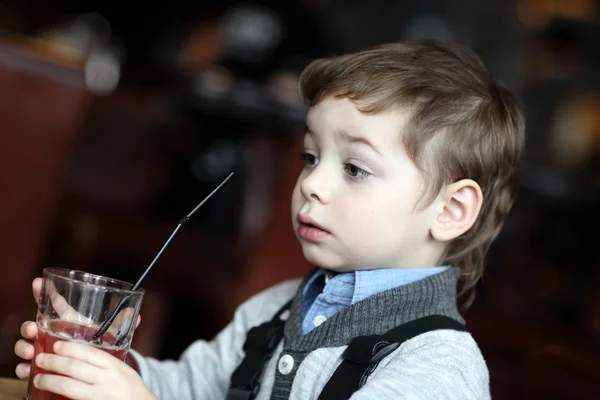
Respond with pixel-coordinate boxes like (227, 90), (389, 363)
(269, 267), (464, 399)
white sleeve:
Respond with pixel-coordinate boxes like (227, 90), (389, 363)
(350, 330), (491, 400)
(129, 279), (300, 400)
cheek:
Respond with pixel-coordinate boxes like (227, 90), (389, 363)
(336, 208), (396, 260)
(337, 204), (383, 239)
(338, 194), (412, 236)
(291, 180), (303, 210)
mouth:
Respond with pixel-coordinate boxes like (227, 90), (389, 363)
(297, 214), (330, 233)
(297, 214), (330, 242)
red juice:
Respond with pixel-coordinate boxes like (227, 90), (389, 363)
(28, 320), (128, 400)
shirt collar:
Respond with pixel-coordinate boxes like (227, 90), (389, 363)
(303, 266), (449, 308)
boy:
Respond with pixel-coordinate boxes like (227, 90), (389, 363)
(15, 39), (524, 399)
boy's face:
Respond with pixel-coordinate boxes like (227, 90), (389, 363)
(291, 96), (443, 272)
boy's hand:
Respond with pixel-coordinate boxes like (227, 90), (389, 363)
(33, 340), (157, 400)
(14, 278), (43, 379)
(15, 278), (141, 380)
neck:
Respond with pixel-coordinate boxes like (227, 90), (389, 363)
(285, 266), (463, 351)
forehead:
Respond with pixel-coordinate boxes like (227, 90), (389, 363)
(306, 96), (409, 143)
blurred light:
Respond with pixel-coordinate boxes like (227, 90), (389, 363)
(555, 0), (595, 21)
(44, 12), (112, 53)
(517, 0), (555, 29)
(268, 72), (301, 105)
(84, 49), (121, 95)
(550, 92), (600, 170)
(195, 66), (234, 98)
(518, 0), (594, 28)
(220, 3), (283, 63)
(71, 12), (112, 44)
(41, 12), (123, 95)
(175, 23), (221, 73)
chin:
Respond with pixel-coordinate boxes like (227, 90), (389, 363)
(300, 244), (349, 271)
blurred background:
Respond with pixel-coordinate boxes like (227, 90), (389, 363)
(0, 0), (599, 398)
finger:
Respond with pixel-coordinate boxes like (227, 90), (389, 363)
(14, 339), (35, 360)
(110, 307), (138, 336)
(48, 285), (77, 319)
(32, 278), (42, 305)
(44, 282), (90, 324)
(15, 363), (31, 380)
(54, 341), (119, 369)
(35, 353), (99, 385)
(135, 314), (142, 329)
(34, 373), (91, 400)
(20, 321), (38, 340)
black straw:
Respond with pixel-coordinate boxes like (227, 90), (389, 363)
(92, 171), (235, 344)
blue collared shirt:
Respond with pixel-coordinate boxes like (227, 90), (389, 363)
(301, 266), (448, 334)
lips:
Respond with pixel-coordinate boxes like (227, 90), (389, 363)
(297, 214), (330, 242)
(297, 214), (329, 232)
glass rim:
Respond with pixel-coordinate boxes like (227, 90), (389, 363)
(42, 267), (145, 296)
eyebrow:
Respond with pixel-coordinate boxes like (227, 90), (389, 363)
(305, 125), (383, 156)
(336, 130), (382, 155)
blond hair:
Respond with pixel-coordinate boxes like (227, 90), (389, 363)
(299, 40), (525, 308)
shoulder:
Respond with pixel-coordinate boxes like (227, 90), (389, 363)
(359, 330), (490, 399)
(233, 278), (302, 327)
(398, 329), (485, 357)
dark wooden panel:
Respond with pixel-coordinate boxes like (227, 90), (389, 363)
(0, 42), (89, 373)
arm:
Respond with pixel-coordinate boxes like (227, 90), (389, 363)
(129, 279), (300, 400)
(350, 330), (490, 400)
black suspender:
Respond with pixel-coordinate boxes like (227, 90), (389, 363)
(317, 315), (467, 400)
(228, 302), (466, 400)
(227, 300), (292, 400)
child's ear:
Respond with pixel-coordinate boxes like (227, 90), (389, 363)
(430, 179), (483, 242)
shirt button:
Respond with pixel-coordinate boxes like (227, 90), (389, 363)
(279, 309), (290, 321)
(278, 354), (294, 375)
(313, 315), (327, 327)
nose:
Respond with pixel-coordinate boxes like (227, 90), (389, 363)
(300, 166), (330, 204)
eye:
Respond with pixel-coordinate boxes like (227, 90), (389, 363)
(344, 163), (369, 179)
(300, 152), (319, 167)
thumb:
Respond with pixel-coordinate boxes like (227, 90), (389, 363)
(32, 278), (42, 306)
